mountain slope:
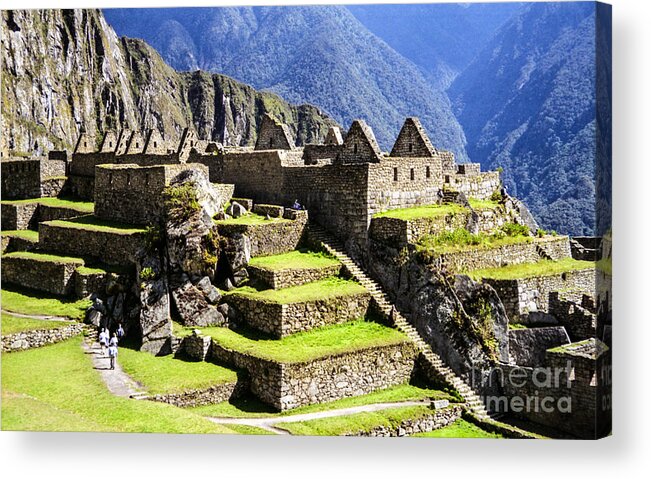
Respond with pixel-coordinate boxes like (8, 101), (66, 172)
(103, 6), (469, 158)
(347, 2), (522, 88)
(449, 2), (600, 235)
(1, 9), (334, 155)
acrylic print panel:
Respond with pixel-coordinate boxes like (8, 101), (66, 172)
(0, 1), (611, 439)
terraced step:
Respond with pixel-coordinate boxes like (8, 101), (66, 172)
(309, 224), (491, 418)
(1, 229), (39, 254)
(2, 251), (85, 296)
(247, 250), (342, 290)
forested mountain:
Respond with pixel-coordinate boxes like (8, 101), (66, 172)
(103, 6), (469, 158)
(1, 9), (334, 155)
(449, 2), (602, 235)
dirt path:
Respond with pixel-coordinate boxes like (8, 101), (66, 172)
(207, 400), (432, 435)
(81, 338), (147, 399)
(2, 309), (73, 322)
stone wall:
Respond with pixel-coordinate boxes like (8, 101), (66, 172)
(40, 158), (66, 179)
(508, 326), (570, 367)
(2, 323), (84, 352)
(1, 234), (38, 254)
(227, 291), (371, 338)
(248, 263), (342, 289)
(39, 221), (145, 266)
(484, 268), (596, 322)
(350, 404), (463, 437)
(211, 340), (417, 410)
(1, 159), (41, 199)
(67, 175), (95, 200)
(149, 380), (247, 408)
(94, 163), (209, 225)
(2, 255), (80, 296)
(1, 202), (39, 230)
(549, 292), (597, 342)
(450, 171), (500, 200)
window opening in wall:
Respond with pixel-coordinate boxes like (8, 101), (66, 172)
(83, 141), (87, 148)
(135, 142), (139, 148)
(426, 166), (431, 178)
(410, 168), (415, 180)
(393, 167), (398, 181)
(353, 143), (358, 154)
(153, 141), (157, 148)
(109, 142), (113, 148)
(445, 175), (451, 183)
(269, 138), (274, 148)
(408, 143), (413, 153)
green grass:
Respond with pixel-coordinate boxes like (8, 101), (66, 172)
(0, 230), (39, 241)
(413, 418), (504, 438)
(466, 258), (595, 280)
(248, 250), (339, 271)
(417, 227), (534, 255)
(228, 277), (366, 304)
(508, 323), (528, 330)
(202, 320), (408, 363)
(117, 348), (238, 395)
(0, 196), (94, 213)
(276, 405), (436, 436)
(3, 251), (85, 265)
(215, 212), (290, 226)
(468, 198), (502, 211)
(43, 215), (146, 235)
(192, 383), (457, 419)
(1, 338), (237, 433)
(373, 203), (466, 221)
(1, 287), (91, 320)
(223, 424), (276, 435)
(596, 257), (612, 275)
(1, 312), (72, 335)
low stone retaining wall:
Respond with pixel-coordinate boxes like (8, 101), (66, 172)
(461, 411), (541, 439)
(41, 177), (67, 197)
(38, 204), (88, 223)
(67, 175), (95, 200)
(2, 255), (79, 296)
(1, 234), (38, 254)
(349, 404), (463, 437)
(217, 209), (308, 257)
(253, 204), (284, 218)
(210, 341), (417, 411)
(549, 292), (597, 342)
(484, 268), (595, 322)
(2, 323), (84, 352)
(1, 202), (39, 230)
(148, 380), (247, 408)
(227, 291), (371, 338)
(248, 263), (342, 289)
(39, 221), (145, 266)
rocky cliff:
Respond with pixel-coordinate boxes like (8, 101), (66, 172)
(1, 9), (335, 156)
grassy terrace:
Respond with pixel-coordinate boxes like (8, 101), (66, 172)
(417, 227), (535, 255)
(192, 383), (458, 419)
(43, 215), (146, 235)
(1, 287), (91, 320)
(248, 250), (339, 271)
(3, 251), (85, 265)
(1, 196), (94, 213)
(1, 338), (236, 433)
(373, 199), (501, 221)
(276, 405), (436, 436)
(227, 277), (366, 304)
(414, 418), (504, 438)
(201, 320), (408, 364)
(467, 258), (595, 281)
(118, 348), (238, 395)
(214, 212), (291, 226)
(1, 312), (71, 335)
(1, 230), (39, 241)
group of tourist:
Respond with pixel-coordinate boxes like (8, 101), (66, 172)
(98, 323), (124, 370)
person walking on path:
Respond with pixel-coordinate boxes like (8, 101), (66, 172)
(98, 328), (109, 356)
(116, 323), (125, 342)
(109, 332), (118, 348)
(107, 343), (118, 370)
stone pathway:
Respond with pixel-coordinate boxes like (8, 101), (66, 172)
(81, 338), (147, 399)
(207, 400), (432, 435)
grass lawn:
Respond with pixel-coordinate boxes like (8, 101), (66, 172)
(467, 258), (595, 280)
(223, 424), (276, 435)
(418, 228), (534, 255)
(413, 418), (503, 438)
(3, 251), (85, 265)
(192, 383), (458, 419)
(508, 323), (528, 330)
(1, 286), (91, 320)
(276, 405), (436, 436)
(0, 230), (39, 241)
(468, 198), (502, 211)
(1, 312), (72, 335)
(373, 203), (466, 221)
(1, 196), (94, 213)
(202, 320), (408, 363)
(215, 212), (290, 226)
(118, 348), (238, 395)
(1, 338), (237, 433)
(44, 215), (146, 235)
(248, 249), (339, 271)
(227, 277), (366, 304)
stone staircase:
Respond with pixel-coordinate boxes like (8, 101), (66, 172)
(308, 225), (490, 419)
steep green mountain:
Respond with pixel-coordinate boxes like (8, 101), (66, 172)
(347, 3), (522, 88)
(103, 6), (469, 158)
(1, 9), (334, 156)
(449, 2), (601, 235)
